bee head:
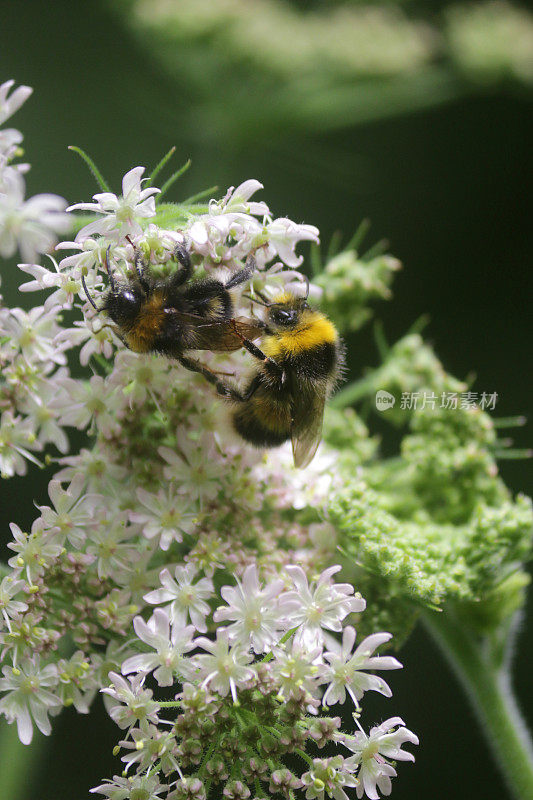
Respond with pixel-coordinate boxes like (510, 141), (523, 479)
(104, 282), (145, 326)
(267, 293), (307, 329)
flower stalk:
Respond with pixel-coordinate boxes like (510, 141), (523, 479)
(0, 721), (47, 800)
(423, 607), (533, 800)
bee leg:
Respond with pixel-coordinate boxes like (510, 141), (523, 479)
(224, 254), (256, 290)
(132, 248), (151, 292)
(242, 373), (262, 400)
(177, 355), (247, 402)
(104, 246), (117, 291)
(229, 320), (282, 374)
(123, 236), (151, 291)
(171, 242), (193, 287)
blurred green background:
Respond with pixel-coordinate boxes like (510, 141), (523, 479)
(1, 0), (532, 797)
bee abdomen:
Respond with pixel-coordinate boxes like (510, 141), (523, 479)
(182, 279), (232, 320)
(233, 397), (291, 447)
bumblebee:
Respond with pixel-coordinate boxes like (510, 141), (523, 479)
(82, 243), (263, 375)
(195, 281), (344, 468)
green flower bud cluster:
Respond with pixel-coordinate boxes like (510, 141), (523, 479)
(330, 478), (532, 641)
(333, 333), (465, 420)
(161, 681), (340, 798)
(125, 0), (434, 82)
(327, 322), (532, 643)
(401, 405), (505, 524)
(314, 249), (401, 334)
(323, 407), (378, 465)
(445, 1), (533, 85)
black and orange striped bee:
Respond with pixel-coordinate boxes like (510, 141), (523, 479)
(82, 243), (263, 376)
(193, 280), (344, 468)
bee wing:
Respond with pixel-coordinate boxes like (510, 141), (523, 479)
(172, 312), (264, 352)
(290, 385), (327, 469)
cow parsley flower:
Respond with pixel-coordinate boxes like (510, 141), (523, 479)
(213, 564), (285, 652)
(320, 628), (402, 708)
(7, 519), (63, 584)
(0, 171), (70, 262)
(37, 474), (100, 548)
(301, 756), (358, 800)
(0, 79), (32, 126)
(55, 651), (97, 714)
(264, 216), (320, 267)
(144, 565), (214, 632)
(213, 179), (270, 217)
(91, 773), (168, 800)
(159, 443), (226, 505)
(194, 630), (255, 702)
(130, 486), (198, 550)
(68, 166), (160, 241)
(1, 304), (68, 365)
(18, 372), (71, 454)
(342, 717), (419, 800)
(85, 517), (142, 581)
(18, 257), (81, 309)
(280, 565), (366, 649)
(0, 412), (41, 478)
(55, 236), (112, 275)
(101, 672), (160, 730)
(0, 79), (70, 262)
(0, 577), (28, 626)
(122, 609), (197, 687)
(53, 374), (123, 435)
(0, 659), (60, 744)
(271, 638), (325, 700)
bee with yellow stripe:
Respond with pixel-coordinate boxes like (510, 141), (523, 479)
(197, 279), (344, 468)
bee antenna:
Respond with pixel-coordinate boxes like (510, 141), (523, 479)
(243, 291), (270, 307)
(256, 290), (272, 306)
(81, 274), (99, 312)
(104, 246), (116, 290)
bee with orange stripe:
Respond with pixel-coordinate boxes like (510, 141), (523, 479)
(197, 279), (344, 468)
(82, 243), (263, 376)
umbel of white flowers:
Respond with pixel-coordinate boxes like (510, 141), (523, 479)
(0, 79), (418, 800)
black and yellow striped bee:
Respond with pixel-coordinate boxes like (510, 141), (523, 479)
(82, 243), (263, 376)
(195, 281), (344, 468)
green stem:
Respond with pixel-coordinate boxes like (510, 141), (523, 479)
(0, 722), (48, 800)
(331, 371), (380, 408)
(261, 627), (298, 663)
(422, 608), (533, 800)
(294, 747), (313, 768)
(68, 146), (110, 192)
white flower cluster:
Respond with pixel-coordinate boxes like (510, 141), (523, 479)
(0, 301), (72, 477)
(0, 80), (418, 800)
(0, 80), (70, 263)
(87, 564), (416, 800)
(0, 81), (73, 477)
(53, 169), (318, 321)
